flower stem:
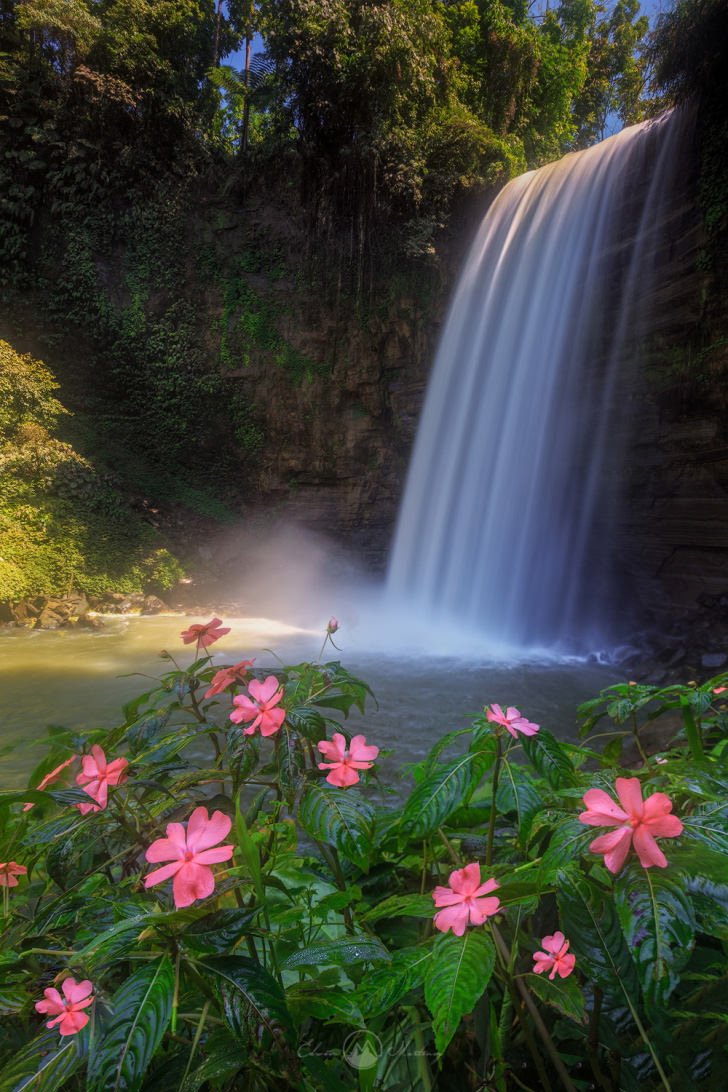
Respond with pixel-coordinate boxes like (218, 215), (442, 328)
(492, 923), (579, 1092)
(486, 733), (503, 867)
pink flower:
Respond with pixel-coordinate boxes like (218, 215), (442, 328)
(144, 806), (234, 908)
(578, 777), (683, 873)
(533, 932), (576, 979)
(74, 745), (128, 814)
(317, 733), (379, 788)
(230, 676), (285, 736)
(180, 617), (231, 649)
(204, 659), (255, 698)
(432, 863), (500, 936)
(713, 686), (727, 695)
(485, 704), (539, 738)
(35, 978), (94, 1036)
(327, 617), (339, 634)
(23, 756), (77, 811)
(0, 861), (27, 887)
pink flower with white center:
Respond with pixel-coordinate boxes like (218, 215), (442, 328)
(74, 745), (128, 814)
(23, 755), (77, 811)
(35, 978), (94, 1036)
(144, 806), (234, 909)
(533, 932), (576, 980)
(485, 704), (539, 739)
(230, 676), (285, 736)
(180, 617), (231, 649)
(317, 733), (379, 788)
(578, 777), (683, 874)
(432, 863), (500, 936)
(204, 659), (255, 698)
(0, 861), (27, 888)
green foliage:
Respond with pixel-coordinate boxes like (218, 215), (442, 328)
(0, 338), (185, 602)
(2, 636), (728, 1089)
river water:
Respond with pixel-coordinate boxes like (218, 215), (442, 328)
(0, 614), (620, 785)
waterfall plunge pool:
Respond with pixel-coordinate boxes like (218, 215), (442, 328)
(0, 613), (621, 785)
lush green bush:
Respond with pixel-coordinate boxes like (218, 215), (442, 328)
(0, 339), (184, 602)
(1, 620), (727, 1090)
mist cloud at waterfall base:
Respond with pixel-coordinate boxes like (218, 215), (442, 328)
(209, 522), (595, 665)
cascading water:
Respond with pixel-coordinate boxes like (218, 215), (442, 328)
(387, 111), (692, 657)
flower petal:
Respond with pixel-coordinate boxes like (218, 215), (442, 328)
(632, 826), (668, 868)
(186, 806), (232, 853)
(448, 863), (482, 896)
(348, 736), (379, 762)
(172, 862), (215, 908)
(579, 788), (629, 825)
(324, 765), (360, 788)
(468, 895), (500, 924)
(144, 860), (184, 887)
(589, 826), (633, 874)
(433, 902), (470, 936)
(615, 778), (644, 820)
(194, 845), (234, 865)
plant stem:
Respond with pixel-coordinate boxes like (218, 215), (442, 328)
(486, 733), (503, 867)
(492, 923), (579, 1092)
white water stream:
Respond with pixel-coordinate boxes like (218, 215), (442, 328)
(387, 111), (690, 656)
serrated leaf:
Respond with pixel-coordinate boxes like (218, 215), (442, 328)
(197, 955), (294, 1046)
(282, 934), (389, 970)
(87, 956), (174, 1092)
(424, 929), (496, 1055)
(401, 750), (492, 838)
(0, 1029), (86, 1092)
(526, 971), (586, 1023)
(615, 864), (695, 1009)
(298, 783), (374, 871)
(521, 729), (577, 788)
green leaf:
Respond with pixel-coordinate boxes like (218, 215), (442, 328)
(401, 750), (493, 838)
(298, 783), (374, 871)
(182, 907), (261, 953)
(0, 1030), (86, 1092)
(285, 706), (328, 742)
(196, 955), (294, 1046)
(74, 914), (149, 972)
(521, 728), (577, 788)
(282, 934), (389, 970)
(526, 972), (586, 1023)
(558, 872), (641, 1013)
(360, 893), (435, 923)
(614, 865), (695, 1009)
(355, 947), (432, 1018)
(424, 929), (496, 1055)
(534, 815), (595, 878)
(87, 956), (174, 1092)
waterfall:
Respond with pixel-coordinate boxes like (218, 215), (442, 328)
(387, 111), (691, 656)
